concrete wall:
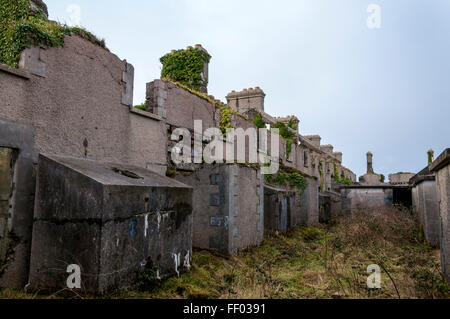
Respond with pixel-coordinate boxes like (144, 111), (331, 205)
(1, 36), (167, 171)
(0, 119), (36, 288)
(175, 164), (263, 256)
(412, 179), (440, 247)
(341, 187), (393, 213)
(29, 155), (192, 293)
(0, 36), (170, 288)
(299, 177), (319, 225)
(430, 149), (450, 282)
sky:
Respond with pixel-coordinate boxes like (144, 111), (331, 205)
(45, 0), (450, 178)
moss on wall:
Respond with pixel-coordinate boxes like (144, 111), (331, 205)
(0, 0), (105, 68)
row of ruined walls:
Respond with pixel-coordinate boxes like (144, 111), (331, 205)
(0, 34), (358, 290)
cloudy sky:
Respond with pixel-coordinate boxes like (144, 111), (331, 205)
(45, 0), (450, 178)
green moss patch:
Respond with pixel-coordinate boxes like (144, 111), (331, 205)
(0, 0), (105, 68)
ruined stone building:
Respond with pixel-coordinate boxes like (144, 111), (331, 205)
(1, 0), (449, 293)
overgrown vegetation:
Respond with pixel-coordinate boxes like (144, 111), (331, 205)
(380, 174), (386, 183)
(264, 172), (308, 196)
(253, 112), (265, 129)
(333, 163), (352, 186)
(270, 121), (296, 159)
(0, 0), (105, 68)
(428, 151), (434, 165)
(160, 47), (211, 91)
(4, 207), (447, 299)
(134, 103), (146, 111)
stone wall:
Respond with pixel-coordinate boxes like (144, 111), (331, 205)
(430, 149), (450, 282)
(341, 187), (393, 213)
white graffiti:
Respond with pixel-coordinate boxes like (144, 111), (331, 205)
(183, 251), (191, 270)
(173, 253), (181, 277)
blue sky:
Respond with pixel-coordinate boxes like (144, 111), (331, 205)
(45, 0), (450, 178)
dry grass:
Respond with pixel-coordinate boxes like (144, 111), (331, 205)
(1, 206), (449, 299)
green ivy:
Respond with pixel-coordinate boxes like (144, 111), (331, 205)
(287, 118), (299, 131)
(219, 103), (233, 136)
(271, 121), (296, 159)
(427, 151), (433, 165)
(0, 0), (105, 68)
(264, 172), (308, 196)
(380, 174), (385, 183)
(319, 164), (325, 191)
(333, 162), (352, 185)
(160, 47), (211, 91)
(253, 112), (265, 129)
(134, 103), (146, 111)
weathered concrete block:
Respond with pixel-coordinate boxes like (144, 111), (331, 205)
(299, 177), (319, 226)
(175, 164), (263, 256)
(0, 119), (36, 289)
(29, 154), (193, 293)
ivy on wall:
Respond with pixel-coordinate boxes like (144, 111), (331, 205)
(427, 151), (433, 165)
(253, 112), (265, 129)
(270, 121), (296, 159)
(160, 47), (211, 91)
(264, 172), (308, 196)
(332, 162), (352, 185)
(0, 0), (105, 68)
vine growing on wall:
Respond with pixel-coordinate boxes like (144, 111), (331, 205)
(253, 112), (265, 129)
(428, 150), (434, 165)
(0, 0), (105, 68)
(332, 163), (352, 185)
(160, 47), (211, 91)
(264, 171), (308, 196)
(270, 121), (296, 159)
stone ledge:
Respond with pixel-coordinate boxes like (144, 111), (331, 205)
(130, 107), (163, 121)
(0, 64), (30, 80)
(430, 148), (450, 172)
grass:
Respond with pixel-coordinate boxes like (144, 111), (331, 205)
(1, 207), (449, 299)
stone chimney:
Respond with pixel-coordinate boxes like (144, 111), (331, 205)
(304, 135), (321, 148)
(320, 144), (334, 154)
(367, 151), (374, 174)
(333, 152), (343, 163)
(226, 87), (266, 113)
